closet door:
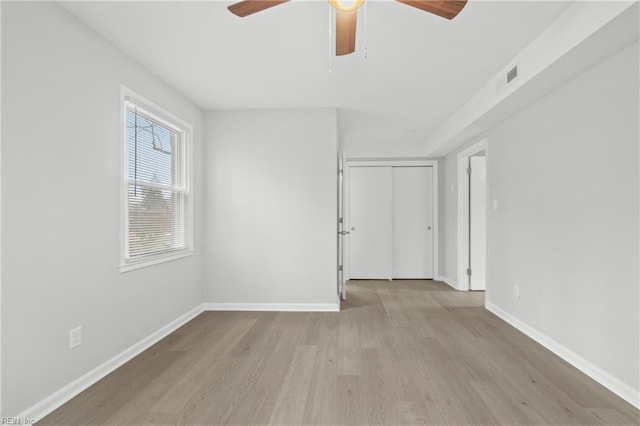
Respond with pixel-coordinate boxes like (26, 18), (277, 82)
(348, 167), (392, 279)
(392, 167), (434, 279)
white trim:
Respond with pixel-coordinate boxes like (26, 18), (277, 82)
(346, 159), (436, 167)
(204, 303), (340, 312)
(432, 162), (440, 280)
(123, 101), (185, 134)
(338, 151), (347, 301)
(342, 162), (351, 282)
(486, 301), (640, 409)
(16, 305), (204, 422)
(118, 85), (195, 273)
(457, 139), (488, 291)
(120, 86), (193, 132)
(344, 159), (439, 280)
(118, 249), (194, 273)
(438, 276), (462, 291)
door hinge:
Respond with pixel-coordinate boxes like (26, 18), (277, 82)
(339, 265), (343, 272)
(466, 268), (472, 276)
(466, 167), (471, 175)
(339, 217), (343, 224)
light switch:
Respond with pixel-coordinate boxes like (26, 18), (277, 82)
(69, 326), (82, 349)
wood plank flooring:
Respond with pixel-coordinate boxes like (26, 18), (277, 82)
(40, 280), (640, 425)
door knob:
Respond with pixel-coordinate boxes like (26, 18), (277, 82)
(427, 226), (432, 230)
(351, 227), (356, 231)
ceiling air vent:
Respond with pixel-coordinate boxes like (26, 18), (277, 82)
(507, 65), (518, 84)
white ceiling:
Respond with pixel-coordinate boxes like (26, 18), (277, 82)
(61, 0), (573, 148)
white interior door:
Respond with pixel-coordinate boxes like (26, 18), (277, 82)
(338, 154), (346, 300)
(392, 167), (434, 279)
(348, 166), (392, 279)
(469, 156), (486, 290)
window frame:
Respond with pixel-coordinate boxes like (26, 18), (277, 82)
(119, 85), (194, 273)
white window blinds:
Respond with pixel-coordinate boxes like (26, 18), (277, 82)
(123, 100), (191, 266)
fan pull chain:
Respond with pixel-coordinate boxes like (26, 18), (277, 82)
(364, 0), (368, 59)
(328, 3), (333, 77)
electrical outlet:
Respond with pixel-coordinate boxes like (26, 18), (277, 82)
(514, 285), (520, 299)
(69, 326), (82, 349)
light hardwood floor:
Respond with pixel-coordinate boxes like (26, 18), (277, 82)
(40, 280), (639, 425)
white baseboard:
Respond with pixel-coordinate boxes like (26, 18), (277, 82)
(438, 275), (462, 291)
(486, 301), (640, 409)
(204, 302), (340, 312)
(16, 304), (204, 422)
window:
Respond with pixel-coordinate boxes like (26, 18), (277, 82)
(120, 88), (193, 272)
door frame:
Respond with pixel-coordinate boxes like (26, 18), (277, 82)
(337, 152), (346, 300)
(343, 159), (439, 282)
(457, 139), (488, 291)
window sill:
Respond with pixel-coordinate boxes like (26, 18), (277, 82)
(119, 250), (194, 273)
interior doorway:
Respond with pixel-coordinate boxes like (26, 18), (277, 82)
(457, 139), (488, 291)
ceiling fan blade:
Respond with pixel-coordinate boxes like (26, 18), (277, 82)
(336, 9), (357, 56)
(395, 0), (467, 20)
(228, 0), (289, 17)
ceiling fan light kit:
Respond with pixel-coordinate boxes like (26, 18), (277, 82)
(228, 0), (468, 56)
(327, 0), (365, 12)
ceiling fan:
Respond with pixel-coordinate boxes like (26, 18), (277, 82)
(227, 0), (468, 56)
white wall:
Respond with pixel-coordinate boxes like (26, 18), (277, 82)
(444, 42), (639, 402)
(342, 138), (428, 158)
(1, 2), (204, 416)
(442, 152), (459, 285)
(204, 109), (338, 307)
(487, 41), (639, 400)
